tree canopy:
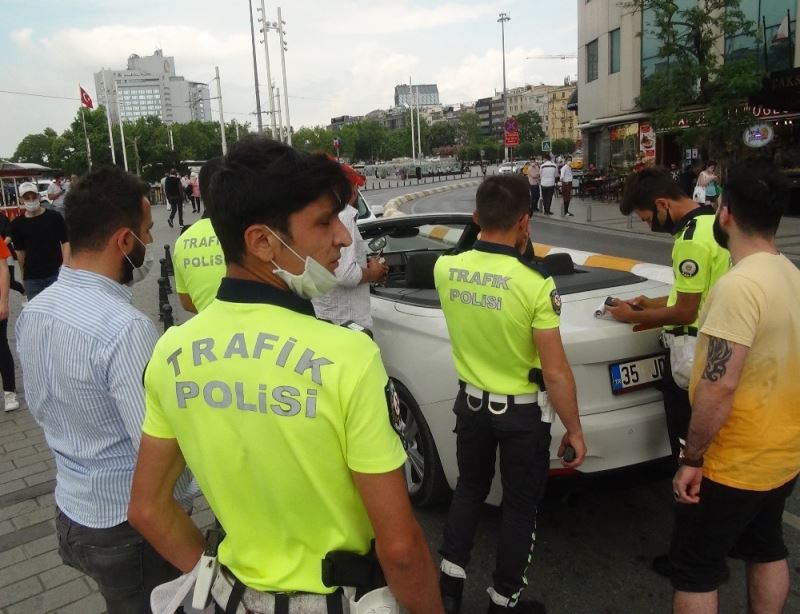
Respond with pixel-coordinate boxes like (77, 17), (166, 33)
(626, 0), (763, 159)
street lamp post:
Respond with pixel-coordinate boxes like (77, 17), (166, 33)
(248, 0), (264, 133)
(258, 0), (277, 139)
(498, 12), (510, 161)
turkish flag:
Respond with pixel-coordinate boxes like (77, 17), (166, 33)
(80, 86), (94, 109)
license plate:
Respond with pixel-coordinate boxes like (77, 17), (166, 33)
(609, 354), (665, 395)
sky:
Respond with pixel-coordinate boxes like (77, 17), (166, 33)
(0, 0), (578, 158)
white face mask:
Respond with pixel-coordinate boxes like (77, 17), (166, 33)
(22, 200), (40, 213)
(264, 226), (338, 299)
(121, 232), (155, 286)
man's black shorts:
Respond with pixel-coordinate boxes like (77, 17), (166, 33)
(670, 475), (797, 593)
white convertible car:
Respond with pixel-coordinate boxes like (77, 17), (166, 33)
(359, 213), (673, 506)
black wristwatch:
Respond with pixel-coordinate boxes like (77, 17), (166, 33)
(679, 449), (704, 468)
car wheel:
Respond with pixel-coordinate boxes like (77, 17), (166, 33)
(393, 380), (450, 507)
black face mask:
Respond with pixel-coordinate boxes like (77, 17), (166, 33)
(649, 208), (674, 234)
(712, 213), (729, 250)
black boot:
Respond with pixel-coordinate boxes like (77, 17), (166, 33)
(440, 572), (464, 614)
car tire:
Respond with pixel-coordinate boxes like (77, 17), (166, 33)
(393, 380), (450, 507)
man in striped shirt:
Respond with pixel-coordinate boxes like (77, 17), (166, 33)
(16, 167), (196, 614)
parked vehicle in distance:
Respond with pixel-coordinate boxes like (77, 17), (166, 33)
(359, 213), (672, 506)
(498, 162), (515, 175)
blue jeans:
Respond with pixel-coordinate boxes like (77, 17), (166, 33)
(23, 275), (59, 300)
(56, 509), (181, 614)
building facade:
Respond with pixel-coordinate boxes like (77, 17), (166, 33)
(546, 82), (580, 142)
(394, 84), (440, 107)
(94, 49), (211, 125)
(577, 0), (799, 171)
(328, 115), (363, 131)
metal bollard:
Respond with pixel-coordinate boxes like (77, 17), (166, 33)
(160, 257), (169, 279)
(627, 214), (633, 229)
(161, 304), (175, 331)
(586, 204), (592, 223)
(158, 277), (170, 311)
(163, 244), (174, 275)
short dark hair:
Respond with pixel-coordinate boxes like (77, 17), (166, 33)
(64, 166), (149, 252)
(620, 167), (685, 216)
(475, 175), (529, 231)
(723, 158), (788, 237)
(210, 136), (351, 265)
(198, 157), (224, 218)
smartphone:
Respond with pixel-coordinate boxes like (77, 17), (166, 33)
(605, 296), (644, 311)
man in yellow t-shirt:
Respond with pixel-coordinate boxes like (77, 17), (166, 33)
(172, 158), (225, 313)
(434, 175), (586, 614)
(128, 137), (443, 614)
(671, 159), (800, 614)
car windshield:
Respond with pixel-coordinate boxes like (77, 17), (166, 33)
(380, 223), (469, 253)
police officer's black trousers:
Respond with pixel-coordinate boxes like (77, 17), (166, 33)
(440, 391), (551, 600)
(658, 348), (692, 462)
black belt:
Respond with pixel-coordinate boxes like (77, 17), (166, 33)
(663, 326), (698, 337)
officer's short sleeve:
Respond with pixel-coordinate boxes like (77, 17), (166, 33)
(699, 276), (761, 348)
(672, 239), (711, 295)
(142, 346), (177, 439)
(531, 277), (561, 330)
(342, 344), (406, 474)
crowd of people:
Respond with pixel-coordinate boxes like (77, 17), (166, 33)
(0, 134), (798, 614)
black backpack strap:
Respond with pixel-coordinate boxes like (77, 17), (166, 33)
(224, 578), (246, 614)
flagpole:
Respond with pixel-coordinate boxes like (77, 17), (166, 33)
(101, 72), (116, 165)
(115, 85), (129, 172)
(80, 106), (92, 170)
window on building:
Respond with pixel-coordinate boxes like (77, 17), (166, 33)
(725, 0), (795, 72)
(609, 28), (621, 74)
(587, 39), (599, 82)
(641, 0), (694, 81)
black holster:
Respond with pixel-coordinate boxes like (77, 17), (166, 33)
(321, 540), (386, 600)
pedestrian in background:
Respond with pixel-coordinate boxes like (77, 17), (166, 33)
(165, 169), (184, 228)
(10, 182), (69, 300)
(560, 157), (574, 217)
(527, 157), (540, 214)
(0, 211), (25, 296)
(16, 166), (196, 614)
(671, 158), (800, 614)
(0, 239), (18, 412)
(46, 174), (68, 217)
(189, 172), (201, 213)
(695, 161), (720, 208)
(539, 154), (558, 215)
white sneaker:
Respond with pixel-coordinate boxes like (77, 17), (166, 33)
(4, 391), (19, 412)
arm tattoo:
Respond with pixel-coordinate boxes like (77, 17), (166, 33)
(702, 337), (733, 382)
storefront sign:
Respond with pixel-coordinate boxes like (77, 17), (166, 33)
(610, 122), (639, 141)
(742, 123), (775, 148)
(639, 122), (656, 164)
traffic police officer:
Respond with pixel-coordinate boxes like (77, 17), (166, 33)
(129, 136), (443, 614)
(607, 167), (729, 578)
(608, 167), (729, 459)
(172, 157), (226, 313)
(435, 175), (586, 614)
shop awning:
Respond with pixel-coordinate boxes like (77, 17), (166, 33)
(0, 161), (54, 178)
(749, 67), (800, 112)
